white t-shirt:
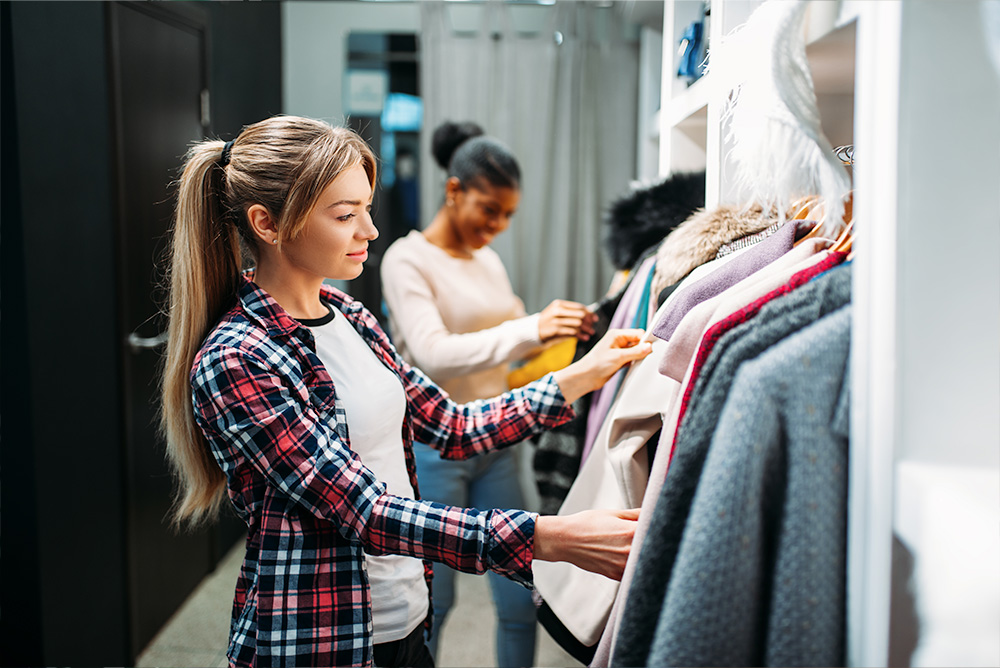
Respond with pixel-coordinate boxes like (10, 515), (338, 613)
(302, 303), (429, 643)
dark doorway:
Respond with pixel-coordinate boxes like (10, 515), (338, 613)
(108, 2), (217, 656)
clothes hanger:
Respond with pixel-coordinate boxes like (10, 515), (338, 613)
(791, 195), (826, 246)
(793, 146), (854, 245)
(832, 147), (855, 259)
(830, 192), (854, 259)
(832, 219), (854, 252)
(788, 194), (820, 220)
(792, 189), (853, 247)
(830, 219), (854, 261)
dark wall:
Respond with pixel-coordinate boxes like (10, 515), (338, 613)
(0, 2), (282, 665)
(2, 3), (128, 665)
(1, 2), (45, 666)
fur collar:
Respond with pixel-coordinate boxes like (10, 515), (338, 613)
(603, 172), (706, 270)
(651, 203), (779, 297)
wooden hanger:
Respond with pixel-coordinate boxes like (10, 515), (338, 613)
(794, 191), (853, 246)
(788, 194), (820, 220)
(787, 194), (823, 248)
(832, 218), (854, 253)
(793, 147), (855, 246)
(830, 192), (855, 258)
(791, 196), (826, 246)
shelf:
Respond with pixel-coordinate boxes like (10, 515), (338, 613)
(661, 7), (855, 133)
(664, 74), (709, 130)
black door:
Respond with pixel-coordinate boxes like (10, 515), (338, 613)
(109, 3), (216, 657)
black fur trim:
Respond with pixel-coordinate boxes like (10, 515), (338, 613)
(603, 171), (706, 270)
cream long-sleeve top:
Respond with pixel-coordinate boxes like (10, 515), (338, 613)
(380, 230), (542, 404)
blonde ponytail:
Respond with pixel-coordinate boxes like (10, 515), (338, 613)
(161, 140), (241, 527)
(160, 116), (377, 528)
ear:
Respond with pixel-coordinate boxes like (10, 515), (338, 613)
(246, 204), (278, 245)
(444, 176), (464, 204)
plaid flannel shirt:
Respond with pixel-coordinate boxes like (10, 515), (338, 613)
(191, 277), (573, 667)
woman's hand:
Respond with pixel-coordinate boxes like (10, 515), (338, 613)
(537, 299), (598, 342)
(534, 508), (641, 581)
(552, 328), (652, 404)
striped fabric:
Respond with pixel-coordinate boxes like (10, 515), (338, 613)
(714, 220), (784, 258)
(191, 277), (573, 667)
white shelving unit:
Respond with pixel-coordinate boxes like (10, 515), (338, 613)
(654, 1), (1000, 666)
(659, 0), (856, 206)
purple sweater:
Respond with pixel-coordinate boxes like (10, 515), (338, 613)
(651, 220), (810, 342)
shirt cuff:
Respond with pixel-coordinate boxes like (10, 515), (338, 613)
(486, 509), (537, 588)
(521, 372), (577, 428)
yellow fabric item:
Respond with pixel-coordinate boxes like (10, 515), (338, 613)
(507, 338), (577, 389)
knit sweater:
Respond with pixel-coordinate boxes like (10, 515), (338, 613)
(380, 230), (541, 403)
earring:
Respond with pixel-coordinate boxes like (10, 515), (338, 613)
(272, 239), (278, 244)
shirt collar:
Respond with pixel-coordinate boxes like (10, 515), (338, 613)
(238, 271), (364, 338)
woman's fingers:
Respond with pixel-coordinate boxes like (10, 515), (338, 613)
(594, 328), (653, 373)
(539, 300), (597, 341)
(605, 328), (647, 349)
(615, 507), (642, 521)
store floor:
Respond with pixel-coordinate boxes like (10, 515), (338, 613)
(137, 537), (581, 668)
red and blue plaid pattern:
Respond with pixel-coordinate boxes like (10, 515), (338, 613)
(191, 277), (573, 667)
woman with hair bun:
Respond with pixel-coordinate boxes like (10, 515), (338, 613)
(380, 121), (598, 666)
(161, 115), (650, 668)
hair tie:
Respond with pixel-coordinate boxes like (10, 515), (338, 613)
(220, 139), (235, 167)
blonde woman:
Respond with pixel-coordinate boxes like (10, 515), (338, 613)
(160, 115), (651, 668)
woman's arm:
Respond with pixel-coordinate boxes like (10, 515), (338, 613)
(401, 328), (652, 458)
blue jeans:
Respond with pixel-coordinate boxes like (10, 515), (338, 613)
(413, 442), (537, 668)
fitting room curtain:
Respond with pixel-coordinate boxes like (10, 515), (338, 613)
(419, 0), (639, 312)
